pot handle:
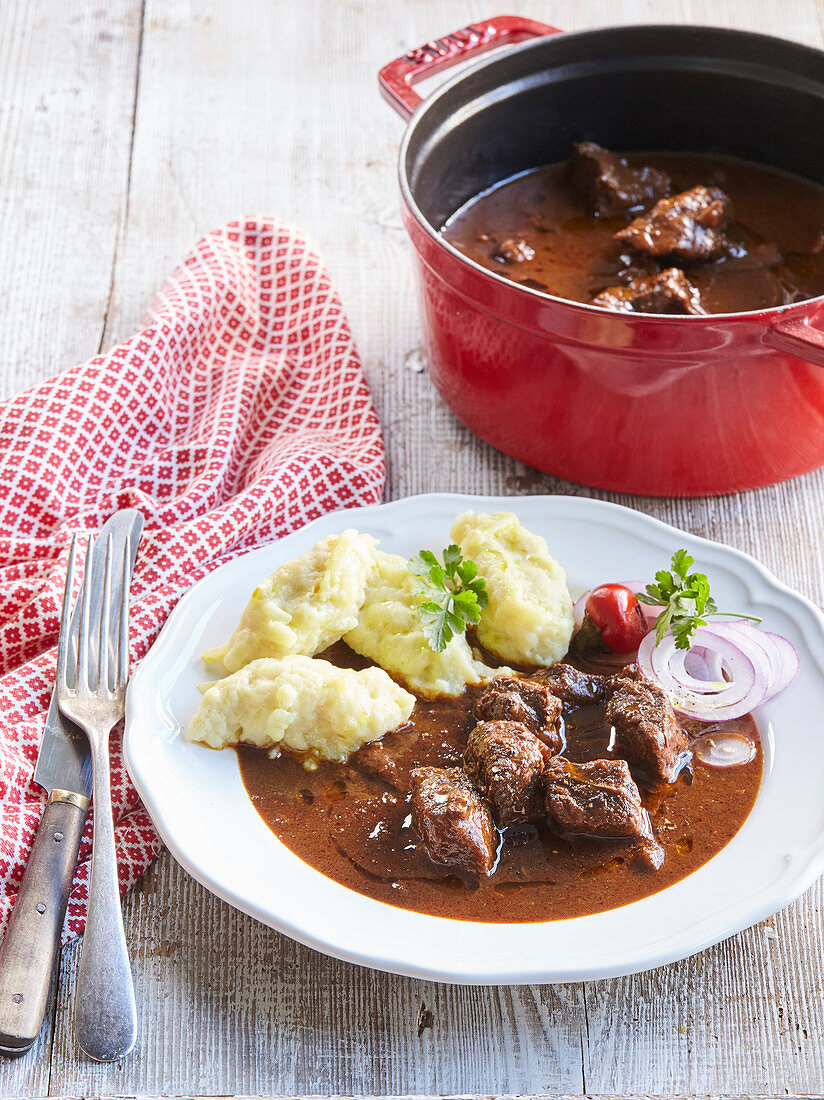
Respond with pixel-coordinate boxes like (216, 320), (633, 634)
(766, 314), (824, 368)
(379, 15), (561, 119)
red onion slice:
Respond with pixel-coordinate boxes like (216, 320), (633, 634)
(764, 632), (800, 695)
(668, 649), (728, 694)
(687, 645), (724, 682)
(637, 618), (799, 721)
(722, 620), (799, 696)
(682, 647), (709, 680)
(693, 730), (757, 767)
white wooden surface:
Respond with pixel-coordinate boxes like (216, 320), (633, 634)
(2, 0), (824, 1094)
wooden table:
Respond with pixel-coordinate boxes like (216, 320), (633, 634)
(3, 0), (824, 1095)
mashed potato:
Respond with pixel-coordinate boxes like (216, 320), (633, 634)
(343, 550), (497, 698)
(206, 530), (377, 672)
(188, 655), (415, 762)
(450, 510), (574, 665)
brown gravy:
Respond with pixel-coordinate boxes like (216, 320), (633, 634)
(442, 153), (824, 314)
(238, 644), (762, 923)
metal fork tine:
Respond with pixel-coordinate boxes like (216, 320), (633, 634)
(56, 536), (78, 692)
(98, 535), (113, 692)
(118, 545), (131, 689)
(76, 536), (94, 695)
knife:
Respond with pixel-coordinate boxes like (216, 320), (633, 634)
(0, 510), (144, 1057)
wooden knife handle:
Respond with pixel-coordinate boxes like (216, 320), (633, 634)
(0, 795), (87, 1056)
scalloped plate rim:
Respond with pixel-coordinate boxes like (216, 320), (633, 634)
(124, 493), (824, 984)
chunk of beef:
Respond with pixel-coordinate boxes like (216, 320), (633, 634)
(463, 720), (548, 827)
(614, 185), (731, 262)
(568, 142), (671, 217)
(606, 665), (690, 784)
(409, 766), (497, 875)
(593, 267), (704, 315)
(493, 237), (535, 263)
(533, 662), (609, 706)
(544, 756), (664, 869)
(475, 675), (563, 754)
(353, 738), (405, 791)
(352, 722), (421, 792)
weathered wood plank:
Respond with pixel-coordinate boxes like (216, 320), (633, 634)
(14, 1096), (824, 1100)
(0, 0), (143, 400)
(13, 1095), (824, 1100)
(0, 0), (142, 1090)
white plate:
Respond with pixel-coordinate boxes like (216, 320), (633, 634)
(125, 494), (824, 984)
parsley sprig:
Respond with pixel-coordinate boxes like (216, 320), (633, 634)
(637, 548), (760, 650)
(409, 545), (488, 652)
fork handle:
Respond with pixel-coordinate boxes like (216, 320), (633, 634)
(74, 741), (137, 1062)
(0, 795), (88, 1056)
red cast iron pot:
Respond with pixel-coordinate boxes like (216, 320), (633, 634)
(379, 17), (824, 497)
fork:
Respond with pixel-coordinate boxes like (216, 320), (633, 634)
(56, 534), (137, 1062)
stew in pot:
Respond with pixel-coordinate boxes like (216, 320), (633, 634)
(442, 147), (824, 315)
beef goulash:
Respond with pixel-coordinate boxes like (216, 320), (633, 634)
(442, 144), (824, 315)
(188, 510), (764, 924)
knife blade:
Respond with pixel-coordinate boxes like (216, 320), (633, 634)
(0, 509), (144, 1057)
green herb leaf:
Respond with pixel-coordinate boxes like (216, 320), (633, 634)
(409, 544), (489, 652)
(637, 549), (760, 650)
(442, 544), (462, 571)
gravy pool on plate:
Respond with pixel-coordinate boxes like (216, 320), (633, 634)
(238, 643), (762, 924)
(188, 509), (764, 924)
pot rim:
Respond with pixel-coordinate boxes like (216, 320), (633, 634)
(396, 22), (824, 324)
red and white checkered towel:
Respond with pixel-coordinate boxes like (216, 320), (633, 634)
(0, 218), (385, 941)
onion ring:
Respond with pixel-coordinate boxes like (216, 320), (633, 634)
(637, 618), (799, 721)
